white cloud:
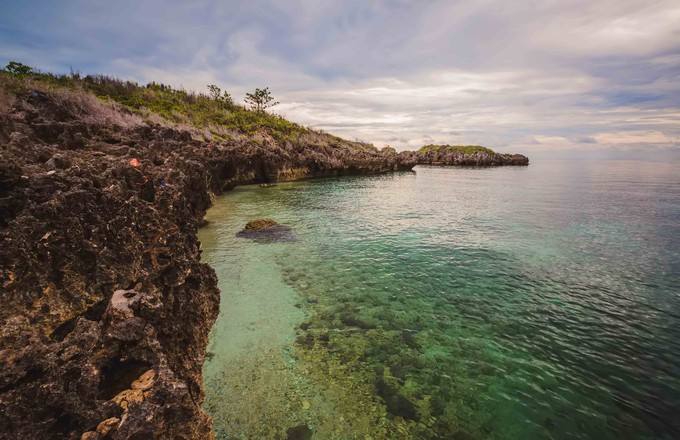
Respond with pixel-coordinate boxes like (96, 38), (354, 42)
(593, 130), (678, 145)
(2, 0), (679, 155)
(533, 136), (572, 145)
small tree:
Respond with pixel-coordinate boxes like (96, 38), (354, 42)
(206, 84), (233, 107)
(244, 87), (279, 112)
(4, 61), (33, 75)
(207, 84), (221, 100)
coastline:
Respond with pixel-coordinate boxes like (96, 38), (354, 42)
(0, 79), (527, 439)
(198, 165), (680, 440)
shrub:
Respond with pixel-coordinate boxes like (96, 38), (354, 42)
(244, 87), (278, 112)
(0, 64), (361, 145)
(4, 61), (33, 76)
(206, 84), (233, 108)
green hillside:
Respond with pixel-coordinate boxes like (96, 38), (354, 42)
(1, 62), (323, 143)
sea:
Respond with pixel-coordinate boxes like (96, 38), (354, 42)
(199, 159), (680, 440)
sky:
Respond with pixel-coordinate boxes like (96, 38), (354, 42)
(1, 0), (679, 156)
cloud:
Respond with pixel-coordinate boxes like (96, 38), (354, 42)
(593, 130), (678, 145)
(533, 136), (572, 145)
(1, 0), (679, 154)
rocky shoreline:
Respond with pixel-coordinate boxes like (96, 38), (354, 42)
(0, 82), (527, 439)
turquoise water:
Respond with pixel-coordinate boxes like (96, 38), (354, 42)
(200, 160), (680, 439)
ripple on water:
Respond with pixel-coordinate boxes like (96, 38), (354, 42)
(200, 161), (680, 440)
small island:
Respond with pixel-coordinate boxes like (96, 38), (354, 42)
(399, 144), (529, 167)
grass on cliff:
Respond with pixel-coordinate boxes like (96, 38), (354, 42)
(418, 144), (495, 155)
(0, 64), (310, 142)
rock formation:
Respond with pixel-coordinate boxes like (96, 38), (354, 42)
(398, 144), (529, 167)
(243, 218), (279, 230)
(236, 219), (295, 243)
(0, 84), (404, 440)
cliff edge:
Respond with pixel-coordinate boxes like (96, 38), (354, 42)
(0, 70), (527, 439)
(0, 75), (404, 440)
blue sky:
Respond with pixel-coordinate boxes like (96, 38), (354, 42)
(2, 0), (679, 155)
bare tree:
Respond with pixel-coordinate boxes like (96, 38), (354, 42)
(244, 87), (279, 112)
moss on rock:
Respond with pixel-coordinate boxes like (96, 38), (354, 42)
(244, 218), (279, 230)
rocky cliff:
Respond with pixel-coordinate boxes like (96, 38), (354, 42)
(0, 81), (408, 440)
(398, 144), (529, 167)
(0, 74), (527, 439)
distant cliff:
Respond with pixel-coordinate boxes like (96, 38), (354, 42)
(398, 144), (529, 167)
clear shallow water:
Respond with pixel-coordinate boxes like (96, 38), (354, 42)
(200, 160), (680, 439)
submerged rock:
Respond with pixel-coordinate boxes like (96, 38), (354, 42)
(286, 424), (313, 440)
(236, 219), (295, 243)
(375, 376), (419, 421)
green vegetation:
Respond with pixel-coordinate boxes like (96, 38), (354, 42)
(4, 61), (33, 76)
(244, 87), (279, 112)
(1, 61), (304, 141)
(418, 144), (495, 155)
(206, 84), (233, 108)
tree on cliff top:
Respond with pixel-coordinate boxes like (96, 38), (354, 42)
(206, 84), (233, 108)
(244, 87), (279, 113)
(4, 61), (33, 76)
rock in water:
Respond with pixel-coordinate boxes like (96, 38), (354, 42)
(236, 219), (295, 243)
(244, 218), (279, 230)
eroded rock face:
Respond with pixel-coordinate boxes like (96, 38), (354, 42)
(0, 84), (413, 440)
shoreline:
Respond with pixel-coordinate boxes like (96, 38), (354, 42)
(0, 78), (528, 439)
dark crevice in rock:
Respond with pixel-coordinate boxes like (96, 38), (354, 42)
(51, 296), (110, 342)
(50, 316), (79, 341)
(54, 411), (81, 436)
(98, 358), (152, 400)
(63, 367), (82, 393)
(83, 298), (109, 321)
(0, 367), (44, 394)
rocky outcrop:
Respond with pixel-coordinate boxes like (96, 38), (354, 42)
(243, 219), (279, 230)
(236, 219), (295, 243)
(0, 86), (407, 439)
(399, 145), (529, 167)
